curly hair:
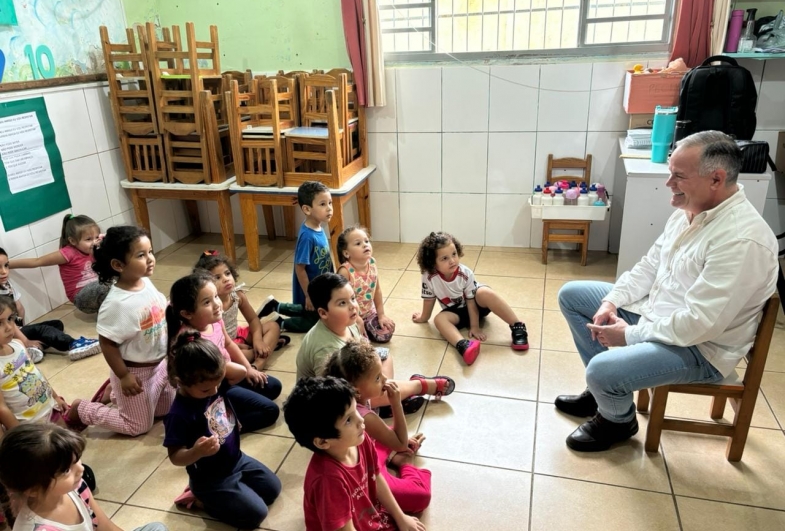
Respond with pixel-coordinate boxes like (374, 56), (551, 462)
(416, 231), (464, 274)
(336, 224), (370, 263)
(167, 328), (225, 387)
(91, 226), (150, 283)
(321, 339), (378, 385)
(193, 251), (239, 281)
(297, 181), (330, 207)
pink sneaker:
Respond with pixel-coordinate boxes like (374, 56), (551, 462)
(457, 339), (480, 365)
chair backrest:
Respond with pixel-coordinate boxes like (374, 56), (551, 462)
(546, 154), (593, 185)
(185, 22), (221, 76)
(742, 294), (780, 390)
(300, 73), (349, 129)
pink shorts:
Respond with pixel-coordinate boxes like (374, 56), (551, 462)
(233, 325), (250, 345)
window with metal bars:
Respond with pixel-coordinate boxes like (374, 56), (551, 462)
(380, 0), (674, 60)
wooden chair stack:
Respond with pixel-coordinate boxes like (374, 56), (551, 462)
(145, 22), (231, 184)
(100, 25), (166, 183)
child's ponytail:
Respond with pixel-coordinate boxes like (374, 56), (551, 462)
(60, 214), (99, 249)
(167, 328), (225, 388)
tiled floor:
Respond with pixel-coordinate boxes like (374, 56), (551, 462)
(32, 235), (785, 531)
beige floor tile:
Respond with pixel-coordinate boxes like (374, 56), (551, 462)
(382, 298), (444, 341)
(418, 392), (536, 471)
(259, 370), (296, 438)
(30, 305), (75, 323)
(152, 277), (175, 300)
(48, 353), (110, 401)
(482, 246), (540, 254)
(545, 250), (618, 281)
(544, 278), (567, 311)
(246, 288), (293, 310)
(538, 349), (586, 402)
(58, 310), (100, 340)
(233, 259), (278, 288)
(438, 344), (540, 401)
(371, 242), (418, 270)
(662, 428), (785, 510)
(154, 236), (193, 260)
(377, 268), (404, 298)
(541, 310), (578, 352)
(253, 241), (295, 263)
(81, 422), (169, 503)
(262, 333), (301, 374)
(386, 336), (447, 382)
(128, 433), (292, 513)
(475, 251), (546, 279)
(530, 475), (680, 531)
(479, 275), (545, 309)
(765, 327), (785, 372)
(663, 390), (781, 430)
(175, 237), (248, 262)
(96, 500), (121, 518)
(387, 270), (422, 300)
(263, 444), (312, 531)
(36, 353), (72, 380)
(677, 496), (785, 531)
(534, 407), (672, 493)
(255, 261), (299, 291)
(761, 371), (785, 427)
(417, 457), (531, 531)
(112, 505), (235, 531)
(480, 308), (542, 350)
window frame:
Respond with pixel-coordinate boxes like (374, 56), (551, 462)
(381, 0), (676, 63)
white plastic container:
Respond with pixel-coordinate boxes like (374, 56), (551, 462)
(542, 193), (554, 206)
(577, 189), (589, 206)
(552, 189), (565, 206)
(529, 197), (611, 221)
(532, 185), (543, 205)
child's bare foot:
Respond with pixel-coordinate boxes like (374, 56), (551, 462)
(410, 374), (456, 399)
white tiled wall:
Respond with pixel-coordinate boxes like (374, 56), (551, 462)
(0, 82), (192, 322)
(367, 58), (785, 249)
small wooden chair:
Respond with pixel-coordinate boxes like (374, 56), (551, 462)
(541, 154), (593, 266)
(636, 294), (780, 462)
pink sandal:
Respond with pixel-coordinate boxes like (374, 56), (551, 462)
(91, 379), (111, 403)
(410, 374), (456, 400)
(174, 486), (198, 509)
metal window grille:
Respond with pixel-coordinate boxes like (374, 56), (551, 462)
(380, 0), (674, 60)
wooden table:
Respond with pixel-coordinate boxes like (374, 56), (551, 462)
(230, 166), (376, 271)
(120, 178), (238, 263)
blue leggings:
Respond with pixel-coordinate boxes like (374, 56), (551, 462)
(225, 375), (282, 433)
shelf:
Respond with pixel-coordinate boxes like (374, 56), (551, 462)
(725, 52), (785, 60)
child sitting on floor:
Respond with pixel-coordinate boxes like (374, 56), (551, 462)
(412, 232), (529, 366)
(257, 181), (334, 333)
(164, 330), (281, 529)
(194, 250), (290, 370)
(323, 340), (438, 513)
(284, 376), (427, 531)
(336, 225), (396, 343)
(0, 424), (166, 531)
(9, 214), (110, 315)
(0, 247), (100, 362)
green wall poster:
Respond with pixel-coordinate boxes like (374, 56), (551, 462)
(0, 97), (70, 231)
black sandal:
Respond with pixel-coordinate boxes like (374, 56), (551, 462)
(376, 396), (426, 419)
(275, 335), (291, 351)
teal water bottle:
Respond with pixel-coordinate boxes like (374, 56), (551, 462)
(651, 106), (678, 163)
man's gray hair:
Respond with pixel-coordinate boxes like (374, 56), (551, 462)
(676, 130), (742, 184)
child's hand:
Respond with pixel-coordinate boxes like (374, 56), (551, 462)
(24, 339), (43, 350)
(407, 433), (426, 454)
(411, 312), (428, 323)
(305, 296), (314, 312)
(247, 366), (268, 387)
(383, 381), (401, 404)
(253, 339), (271, 359)
(396, 515), (426, 531)
(469, 327), (487, 342)
(120, 373), (143, 396)
(378, 314), (396, 332)
(193, 435), (220, 458)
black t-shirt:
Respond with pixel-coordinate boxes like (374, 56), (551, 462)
(163, 384), (241, 478)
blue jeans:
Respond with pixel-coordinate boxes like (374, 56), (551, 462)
(558, 281), (722, 423)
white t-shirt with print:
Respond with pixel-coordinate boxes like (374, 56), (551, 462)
(420, 264), (480, 310)
(0, 339), (55, 424)
(96, 277), (167, 364)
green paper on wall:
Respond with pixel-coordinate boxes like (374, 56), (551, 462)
(0, 97), (71, 231)
(0, 0), (17, 25)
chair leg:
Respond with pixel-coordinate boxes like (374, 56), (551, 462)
(645, 386), (669, 453)
(541, 222), (549, 265)
(580, 224), (590, 266)
(726, 395), (757, 462)
(710, 396), (727, 420)
(636, 388), (650, 413)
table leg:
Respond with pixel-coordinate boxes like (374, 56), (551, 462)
(184, 200), (202, 236)
(283, 206), (296, 240)
(215, 191), (236, 263)
(262, 205), (277, 241)
(358, 180), (371, 235)
(130, 190), (151, 232)
(240, 195), (261, 271)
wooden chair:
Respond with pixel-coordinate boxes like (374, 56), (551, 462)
(255, 75), (300, 126)
(636, 294), (780, 462)
(541, 154), (593, 266)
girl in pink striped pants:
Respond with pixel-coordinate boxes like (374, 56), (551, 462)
(67, 226), (174, 436)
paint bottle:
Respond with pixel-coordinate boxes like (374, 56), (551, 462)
(532, 185), (543, 205)
(541, 191), (554, 206)
(552, 188), (565, 206)
(577, 188), (590, 206)
(596, 184), (607, 204)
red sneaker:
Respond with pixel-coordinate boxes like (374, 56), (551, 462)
(457, 339), (480, 365)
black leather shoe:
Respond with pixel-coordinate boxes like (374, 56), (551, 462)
(554, 388), (598, 417)
(566, 413), (639, 452)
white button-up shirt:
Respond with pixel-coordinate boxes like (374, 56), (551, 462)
(603, 186), (778, 377)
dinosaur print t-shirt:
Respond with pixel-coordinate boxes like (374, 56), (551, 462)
(0, 340), (55, 424)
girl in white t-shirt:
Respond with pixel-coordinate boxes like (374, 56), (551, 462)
(0, 423), (167, 531)
(412, 232), (529, 366)
(65, 226), (175, 436)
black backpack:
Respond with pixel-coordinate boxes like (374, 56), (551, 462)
(677, 55), (757, 140)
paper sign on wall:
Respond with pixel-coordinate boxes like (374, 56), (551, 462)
(0, 97), (70, 231)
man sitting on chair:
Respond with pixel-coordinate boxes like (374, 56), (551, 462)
(556, 130), (778, 452)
